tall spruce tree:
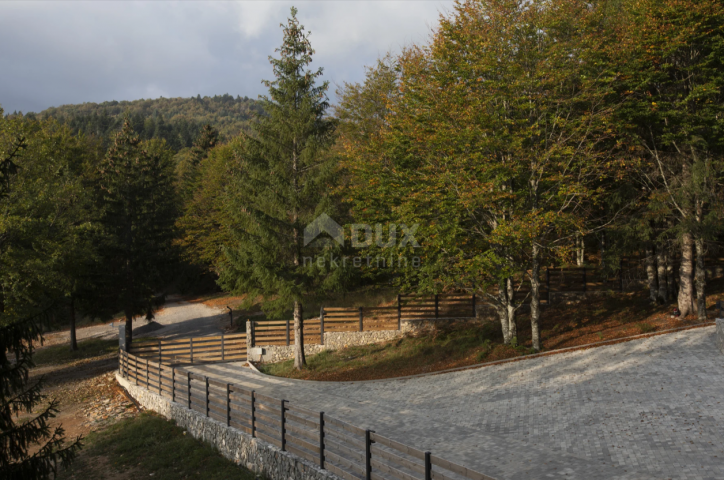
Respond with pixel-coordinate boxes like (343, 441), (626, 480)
(94, 120), (176, 344)
(219, 7), (338, 369)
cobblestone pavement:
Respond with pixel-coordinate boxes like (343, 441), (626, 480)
(190, 326), (724, 480)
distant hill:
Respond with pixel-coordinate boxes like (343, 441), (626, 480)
(21, 94), (263, 151)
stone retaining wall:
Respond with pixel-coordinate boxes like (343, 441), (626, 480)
(250, 317), (486, 363)
(717, 319), (724, 354)
(116, 373), (339, 480)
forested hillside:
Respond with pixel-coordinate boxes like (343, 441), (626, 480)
(14, 94), (262, 151)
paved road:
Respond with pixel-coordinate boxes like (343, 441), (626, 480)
(42, 296), (227, 347)
(190, 326), (724, 480)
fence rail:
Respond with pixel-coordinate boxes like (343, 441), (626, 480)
(118, 350), (495, 480)
(128, 332), (247, 363)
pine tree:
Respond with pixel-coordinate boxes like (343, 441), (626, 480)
(219, 7), (338, 369)
(0, 115), (82, 478)
(0, 313), (82, 479)
(94, 119), (176, 345)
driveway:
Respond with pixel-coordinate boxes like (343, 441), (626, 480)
(42, 296), (228, 347)
(189, 326), (724, 480)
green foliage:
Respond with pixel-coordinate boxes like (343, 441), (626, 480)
(91, 119), (177, 341)
(0, 312), (83, 479)
(218, 8), (343, 317)
(19, 94), (262, 152)
(176, 138), (243, 272)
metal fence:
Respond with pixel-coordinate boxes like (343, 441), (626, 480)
(119, 350), (496, 480)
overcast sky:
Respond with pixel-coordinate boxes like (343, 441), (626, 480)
(0, 1), (454, 114)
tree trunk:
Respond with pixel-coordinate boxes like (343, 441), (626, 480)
(505, 277), (517, 343)
(667, 243), (677, 300)
(495, 304), (511, 345)
(69, 296), (78, 351)
(695, 236), (706, 321)
(656, 245), (668, 304)
(645, 245), (658, 303)
(576, 233), (584, 266)
(125, 311), (133, 347)
(293, 300), (306, 369)
(530, 244), (541, 352)
(599, 232), (606, 268)
(496, 281), (512, 345)
(677, 233), (695, 317)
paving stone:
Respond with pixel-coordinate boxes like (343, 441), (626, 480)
(188, 326), (724, 480)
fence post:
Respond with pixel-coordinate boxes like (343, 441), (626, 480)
(472, 294), (476, 318)
(583, 267), (587, 293)
(226, 384), (231, 426)
(250, 390), (256, 437)
(134, 356), (138, 386)
(425, 452), (432, 480)
(158, 362), (162, 395)
(359, 307), (363, 332)
(250, 321), (256, 347)
(365, 429), (374, 480)
(286, 319), (290, 346)
(205, 376), (210, 417)
(221, 333), (225, 362)
(172, 368), (176, 403)
(435, 294), (439, 318)
(280, 399), (287, 451)
(397, 295), (402, 330)
(158, 338), (162, 364)
(187, 371), (192, 410)
(319, 411), (325, 468)
(189, 338), (194, 363)
(145, 358), (149, 388)
(245, 320), (252, 362)
(320, 307), (325, 345)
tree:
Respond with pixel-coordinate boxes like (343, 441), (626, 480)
(218, 8), (339, 369)
(340, 0), (617, 350)
(176, 138), (241, 273)
(93, 120), (177, 344)
(0, 109), (82, 478)
(611, 0), (724, 319)
(0, 312), (82, 478)
(175, 124), (219, 205)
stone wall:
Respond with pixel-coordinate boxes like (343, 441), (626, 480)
(116, 374), (339, 480)
(717, 319), (724, 354)
(250, 317), (487, 363)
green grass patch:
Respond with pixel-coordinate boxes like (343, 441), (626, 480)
(259, 322), (519, 381)
(635, 322), (657, 334)
(33, 338), (118, 366)
(58, 412), (258, 480)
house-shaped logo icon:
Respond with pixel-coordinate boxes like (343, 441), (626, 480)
(304, 214), (345, 246)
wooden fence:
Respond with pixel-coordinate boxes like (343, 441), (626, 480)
(119, 350), (495, 480)
(249, 294), (477, 347)
(128, 333), (247, 364)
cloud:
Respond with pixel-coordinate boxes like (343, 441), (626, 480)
(0, 0), (453, 114)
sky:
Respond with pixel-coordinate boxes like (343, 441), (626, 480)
(0, 1), (455, 114)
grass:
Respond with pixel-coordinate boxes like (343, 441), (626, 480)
(33, 338), (119, 366)
(58, 412), (259, 480)
(260, 322), (535, 381)
(635, 322), (657, 334)
(261, 283), (722, 382)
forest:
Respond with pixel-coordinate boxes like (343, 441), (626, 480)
(2, 0), (724, 475)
